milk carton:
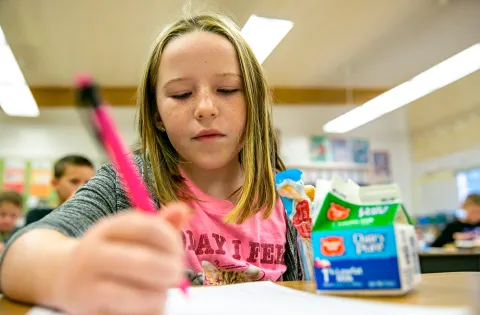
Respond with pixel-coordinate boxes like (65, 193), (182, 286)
(311, 176), (421, 295)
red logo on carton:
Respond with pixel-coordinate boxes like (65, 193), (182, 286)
(292, 200), (312, 238)
(327, 202), (350, 221)
(320, 236), (345, 256)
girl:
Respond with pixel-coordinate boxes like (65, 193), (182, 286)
(0, 13), (302, 315)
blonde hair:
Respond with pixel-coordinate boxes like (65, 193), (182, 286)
(463, 193), (480, 207)
(137, 13), (285, 224)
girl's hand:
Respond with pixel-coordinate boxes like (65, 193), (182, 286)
(53, 202), (190, 315)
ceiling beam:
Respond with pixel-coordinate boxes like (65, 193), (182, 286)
(30, 86), (388, 107)
(272, 87), (387, 105)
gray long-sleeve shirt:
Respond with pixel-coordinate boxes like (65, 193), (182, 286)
(0, 156), (303, 289)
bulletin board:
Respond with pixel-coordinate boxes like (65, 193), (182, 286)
(0, 158), (56, 211)
(0, 157), (103, 212)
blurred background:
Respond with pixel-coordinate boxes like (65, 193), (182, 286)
(0, 0), (479, 265)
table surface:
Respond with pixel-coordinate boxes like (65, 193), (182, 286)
(0, 272), (478, 314)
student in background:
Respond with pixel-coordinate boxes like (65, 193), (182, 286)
(25, 155), (95, 225)
(0, 191), (23, 250)
(431, 193), (480, 247)
(0, 13), (302, 315)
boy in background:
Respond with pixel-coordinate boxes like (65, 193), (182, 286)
(0, 190), (24, 250)
(431, 193), (480, 247)
(25, 155), (95, 225)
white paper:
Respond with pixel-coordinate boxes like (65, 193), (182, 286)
(165, 282), (471, 315)
(27, 282), (472, 315)
(27, 308), (63, 315)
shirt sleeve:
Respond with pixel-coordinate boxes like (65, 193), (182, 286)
(0, 164), (119, 268)
(430, 222), (459, 248)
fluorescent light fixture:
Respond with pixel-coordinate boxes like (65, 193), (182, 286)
(0, 45), (27, 85)
(0, 25), (39, 117)
(241, 14), (293, 64)
(323, 43), (480, 133)
(0, 85), (39, 117)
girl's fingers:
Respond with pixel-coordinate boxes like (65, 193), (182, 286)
(159, 202), (192, 229)
(95, 212), (184, 257)
(93, 242), (183, 290)
(94, 280), (167, 315)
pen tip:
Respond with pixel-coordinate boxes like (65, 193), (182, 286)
(179, 278), (190, 296)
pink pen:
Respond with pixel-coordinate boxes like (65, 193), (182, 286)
(75, 73), (190, 296)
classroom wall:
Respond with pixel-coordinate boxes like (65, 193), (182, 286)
(0, 105), (414, 212)
(412, 145), (480, 215)
(0, 108), (136, 160)
(411, 110), (480, 214)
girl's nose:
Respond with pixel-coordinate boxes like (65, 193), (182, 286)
(194, 91), (219, 120)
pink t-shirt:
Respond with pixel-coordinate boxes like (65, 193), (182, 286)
(180, 175), (288, 286)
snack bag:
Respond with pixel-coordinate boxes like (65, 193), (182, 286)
(275, 169), (315, 280)
(311, 175), (421, 295)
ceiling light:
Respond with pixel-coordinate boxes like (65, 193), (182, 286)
(0, 45), (27, 85)
(0, 85), (39, 117)
(0, 25), (39, 117)
(323, 43), (480, 133)
(241, 14), (293, 64)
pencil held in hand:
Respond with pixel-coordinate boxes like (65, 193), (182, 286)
(75, 73), (190, 295)
(75, 73), (156, 214)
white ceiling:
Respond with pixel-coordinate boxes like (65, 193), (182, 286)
(1, 0), (478, 88)
(325, 0), (480, 87)
(1, 0), (479, 140)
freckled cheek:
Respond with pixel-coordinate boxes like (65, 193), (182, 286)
(161, 113), (192, 149)
(159, 103), (190, 132)
(225, 99), (247, 136)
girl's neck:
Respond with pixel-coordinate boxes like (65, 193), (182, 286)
(181, 160), (244, 202)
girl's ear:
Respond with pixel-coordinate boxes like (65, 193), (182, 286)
(154, 112), (166, 132)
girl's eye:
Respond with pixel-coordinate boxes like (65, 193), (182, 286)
(171, 92), (192, 100)
(218, 88), (239, 94)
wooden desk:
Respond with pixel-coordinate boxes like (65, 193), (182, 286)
(281, 272), (479, 309)
(0, 272), (478, 314)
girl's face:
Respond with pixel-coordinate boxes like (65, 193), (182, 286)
(156, 31), (247, 171)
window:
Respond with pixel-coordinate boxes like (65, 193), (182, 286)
(456, 168), (480, 202)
